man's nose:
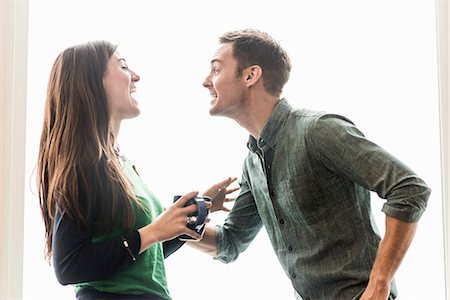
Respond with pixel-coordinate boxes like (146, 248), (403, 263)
(203, 74), (212, 88)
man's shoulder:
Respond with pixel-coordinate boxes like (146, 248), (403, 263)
(290, 108), (326, 120)
(288, 107), (354, 128)
(286, 108), (327, 131)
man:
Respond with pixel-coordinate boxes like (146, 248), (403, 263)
(191, 29), (430, 300)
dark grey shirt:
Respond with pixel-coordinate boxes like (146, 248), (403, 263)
(215, 99), (430, 300)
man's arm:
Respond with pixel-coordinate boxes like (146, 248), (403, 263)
(361, 216), (418, 300)
(310, 115), (430, 298)
(188, 177), (263, 263)
(186, 177), (236, 257)
(188, 225), (218, 257)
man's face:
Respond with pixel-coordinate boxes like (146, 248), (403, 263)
(203, 43), (247, 118)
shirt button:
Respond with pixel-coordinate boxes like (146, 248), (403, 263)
(288, 246), (293, 251)
(279, 219), (285, 224)
(291, 273), (296, 278)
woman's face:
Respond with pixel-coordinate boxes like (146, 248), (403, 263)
(103, 51), (140, 123)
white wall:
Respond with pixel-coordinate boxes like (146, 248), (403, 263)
(18, 1), (447, 299)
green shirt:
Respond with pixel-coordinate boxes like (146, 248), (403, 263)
(77, 156), (171, 299)
(215, 98), (430, 299)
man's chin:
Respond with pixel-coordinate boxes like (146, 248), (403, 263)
(209, 106), (219, 116)
(209, 103), (233, 118)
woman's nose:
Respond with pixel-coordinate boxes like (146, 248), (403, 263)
(132, 72), (140, 82)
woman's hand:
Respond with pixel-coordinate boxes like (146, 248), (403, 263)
(138, 191), (203, 253)
(202, 177), (239, 213)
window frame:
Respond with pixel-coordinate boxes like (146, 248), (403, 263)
(0, 1), (448, 299)
(436, 1), (450, 297)
(0, 1), (28, 299)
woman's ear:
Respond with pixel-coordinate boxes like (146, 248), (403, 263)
(244, 65), (263, 87)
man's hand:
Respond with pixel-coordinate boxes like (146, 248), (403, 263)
(202, 177), (239, 212)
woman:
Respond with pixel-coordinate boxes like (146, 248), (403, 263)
(38, 40), (235, 300)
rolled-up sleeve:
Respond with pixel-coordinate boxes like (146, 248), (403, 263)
(310, 114), (431, 222)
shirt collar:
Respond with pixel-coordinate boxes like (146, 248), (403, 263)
(247, 98), (292, 153)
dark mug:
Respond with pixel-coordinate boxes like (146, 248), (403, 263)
(173, 195), (211, 241)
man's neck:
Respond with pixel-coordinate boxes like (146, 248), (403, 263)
(237, 96), (279, 140)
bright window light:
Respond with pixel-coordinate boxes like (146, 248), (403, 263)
(24, 1), (444, 299)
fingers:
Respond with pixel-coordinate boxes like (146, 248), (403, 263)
(224, 197), (236, 203)
(173, 191), (199, 207)
(225, 177), (238, 188)
(183, 228), (202, 241)
(217, 176), (238, 188)
(229, 177), (238, 184)
(182, 203), (200, 215)
(217, 178), (239, 196)
(213, 184), (238, 198)
(226, 186), (240, 195)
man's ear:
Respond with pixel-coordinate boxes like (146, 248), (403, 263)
(244, 65), (262, 87)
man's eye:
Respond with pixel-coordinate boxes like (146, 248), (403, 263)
(122, 66), (129, 70)
(213, 67), (219, 75)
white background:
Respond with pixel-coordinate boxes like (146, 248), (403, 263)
(24, 1), (444, 299)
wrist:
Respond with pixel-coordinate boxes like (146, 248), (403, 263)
(137, 223), (160, 254)
(367, 271), (392, 296)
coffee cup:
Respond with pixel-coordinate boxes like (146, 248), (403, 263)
(173, 195), (211, 241)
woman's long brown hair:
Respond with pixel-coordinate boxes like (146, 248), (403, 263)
(38, 41), (138, 260)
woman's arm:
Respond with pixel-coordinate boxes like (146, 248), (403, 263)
(52, 210), (140, 285)
(53, 191), (207, 284)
